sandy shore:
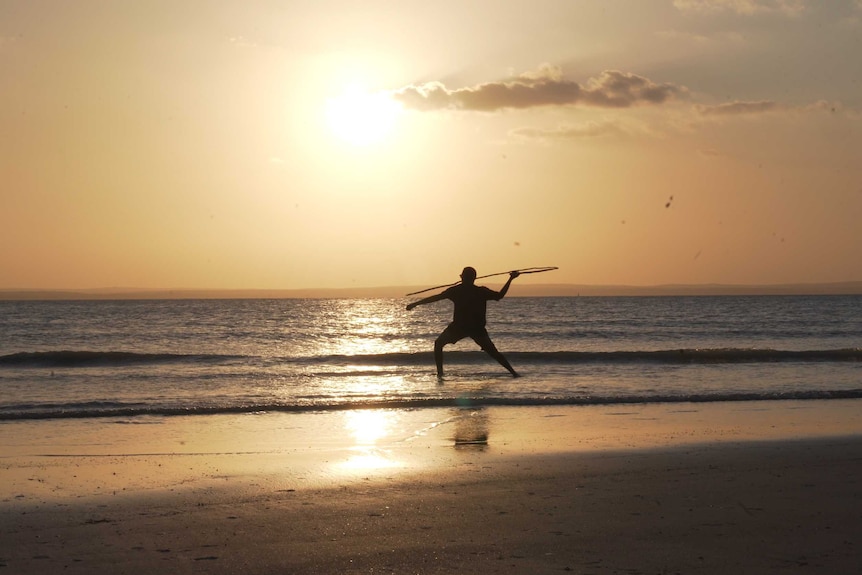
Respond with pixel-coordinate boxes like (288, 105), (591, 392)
(2, 400), (861, 574)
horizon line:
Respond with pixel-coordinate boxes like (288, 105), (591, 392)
(2, 281), (862, 300)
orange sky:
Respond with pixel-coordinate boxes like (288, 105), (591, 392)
(2, 1), (861, 291)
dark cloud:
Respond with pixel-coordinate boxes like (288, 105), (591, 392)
(697, 100), (778, 115)
(392, 67), (685, 112)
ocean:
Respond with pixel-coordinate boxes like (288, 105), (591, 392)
(1, 295), (860, 420)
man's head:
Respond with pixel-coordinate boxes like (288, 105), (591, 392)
(460, 266), (477, 285)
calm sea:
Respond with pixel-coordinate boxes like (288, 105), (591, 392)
(1, 296), (861, 420)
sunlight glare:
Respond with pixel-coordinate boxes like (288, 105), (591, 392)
(339, 452), (401, 472)
(337, 410), (402, 473)
(345, 409), (392, 445)
(325, 84), (401, 147)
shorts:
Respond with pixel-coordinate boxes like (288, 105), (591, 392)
(436, 323), (498, 352)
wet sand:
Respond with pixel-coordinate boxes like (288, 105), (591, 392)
(2, 400), (861, 574)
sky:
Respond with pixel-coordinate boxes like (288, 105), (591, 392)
(2, 0), (861, 291)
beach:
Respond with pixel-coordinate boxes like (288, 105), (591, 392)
(2, 400), (861, 574)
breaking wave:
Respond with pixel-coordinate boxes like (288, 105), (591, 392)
(3, 389), (862, 421)
(3, 348), (861, 368)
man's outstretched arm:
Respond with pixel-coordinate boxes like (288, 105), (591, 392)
(495, 271), (520, 300)
(406, 292), (447, 311)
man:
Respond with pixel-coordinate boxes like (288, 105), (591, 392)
(406, 267), (520, 379)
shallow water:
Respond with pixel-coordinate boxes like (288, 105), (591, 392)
(1, 295), (861, 419)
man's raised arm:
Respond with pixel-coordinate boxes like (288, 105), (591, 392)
(495, 271), (520, 300)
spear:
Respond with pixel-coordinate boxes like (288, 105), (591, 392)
(405, 266), (559, 296)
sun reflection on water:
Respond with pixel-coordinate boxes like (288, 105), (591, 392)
(315, 299), (413, 357)
(301, 300), (418, 473)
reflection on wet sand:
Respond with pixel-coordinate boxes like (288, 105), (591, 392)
(338, 409), (403, 472)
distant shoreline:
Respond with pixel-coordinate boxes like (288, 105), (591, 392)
(2, 282), (862, 300)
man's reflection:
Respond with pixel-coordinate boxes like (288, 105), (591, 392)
(452, 408), (489, 450)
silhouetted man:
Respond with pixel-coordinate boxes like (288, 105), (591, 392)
(406, 267), (520, 378)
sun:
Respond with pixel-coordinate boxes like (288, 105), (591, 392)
(325, 84), (402, 147)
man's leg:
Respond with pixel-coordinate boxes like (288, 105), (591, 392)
(434, 324), (464, 379)
(433, 338), (445, 379)
(474, 332), (520, 377)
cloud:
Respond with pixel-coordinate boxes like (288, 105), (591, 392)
(805, 100), (844, 114)
(673, 0), (806, 16)
(842, 0), (862, 25)
(656, 29), (747, 47)
(392, 67), (686, 112)
(511, 120), (627, 141)
(697, 100), (780, 115)
(694, 99), (857, 123)
(0, 34), (19, 49)
(229, 36), (258, 48)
